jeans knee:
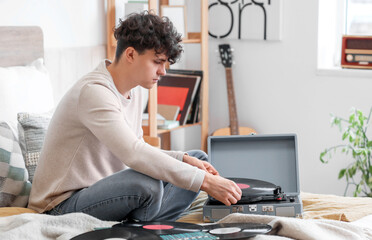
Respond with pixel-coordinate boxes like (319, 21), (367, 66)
(142, 177), (163, 199)
(186, 149), (209, 162)
(119, 169), (163, 200)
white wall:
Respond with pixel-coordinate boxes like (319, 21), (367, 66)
(206, 0), (372, 196)
(0, 0), (106, 48)
(0, 0), (107, 103)
(1, 0), (371, 196)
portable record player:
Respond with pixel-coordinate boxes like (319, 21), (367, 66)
(203, 134), (303, 222)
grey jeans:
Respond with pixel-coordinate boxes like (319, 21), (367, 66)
(46, 150), (208, 222)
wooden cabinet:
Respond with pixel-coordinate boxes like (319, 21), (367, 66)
(106, 0), (209, 151)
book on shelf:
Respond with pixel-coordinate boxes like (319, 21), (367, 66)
(157, 120), (180, 130)
(156, 73), (201, 126)
(142, 113), (166, 126)
(158, 104), (180, 121)
(166, 69), (203, 124)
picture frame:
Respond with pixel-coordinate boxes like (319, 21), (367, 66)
(161, 5), (187, 39)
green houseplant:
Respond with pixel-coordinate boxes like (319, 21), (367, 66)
(320, 107), (372, 197)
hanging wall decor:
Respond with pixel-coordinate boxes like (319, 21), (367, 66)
(208, 0), (282, 40)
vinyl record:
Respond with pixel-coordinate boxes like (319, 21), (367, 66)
(208, 177), (286, 204)
(114, 221), (203, 235)
(71, 227), (161, 240)
(203, 222), (272, 240)
(228, 178), (278, 197)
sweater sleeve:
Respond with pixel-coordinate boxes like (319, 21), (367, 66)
(77, 83), (205, 192)
(160, 150), (185, 161)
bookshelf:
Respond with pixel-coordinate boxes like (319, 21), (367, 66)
(106, 0), (209, 151)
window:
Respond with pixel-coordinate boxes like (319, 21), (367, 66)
(317, 0), (372, 74)
(346, 0), (372, 35)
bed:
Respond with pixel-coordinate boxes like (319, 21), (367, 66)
(1, 26), (372, 240)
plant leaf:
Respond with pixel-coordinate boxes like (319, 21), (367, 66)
(338, 169), (346, 179)
(342, 132), (348, 141)
(320, 151), (328, 163)
(357, 184), (362, 194)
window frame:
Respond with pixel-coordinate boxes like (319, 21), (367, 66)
(317, 0), (372, 77)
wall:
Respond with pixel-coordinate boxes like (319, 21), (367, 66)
(0, 0), (107, 103)
(205, 0), (372, 196)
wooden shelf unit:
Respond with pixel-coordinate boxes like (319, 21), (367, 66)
(106, 0), (209, 151)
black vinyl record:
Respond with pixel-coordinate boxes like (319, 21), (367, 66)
(203, 222), (272, 240)
(208, 177), (287, 204)
(71, 227), (161, 240)
(114, 221), (203, 235)
(228, 178), (278, 197)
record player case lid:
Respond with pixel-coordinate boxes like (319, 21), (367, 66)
(208, 134), (300, 195)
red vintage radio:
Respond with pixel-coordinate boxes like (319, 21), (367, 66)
(341, 35), (372, 69)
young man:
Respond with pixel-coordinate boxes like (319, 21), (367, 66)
(28, 12), (241, 221)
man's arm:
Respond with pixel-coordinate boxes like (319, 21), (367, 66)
(78, 83), (205, 192)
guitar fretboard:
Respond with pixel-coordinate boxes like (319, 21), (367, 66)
(225, 68), (239, 135)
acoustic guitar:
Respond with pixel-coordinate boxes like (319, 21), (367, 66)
(212, 44), (257, 136)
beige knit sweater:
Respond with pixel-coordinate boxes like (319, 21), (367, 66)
(28, 61), (205, 213)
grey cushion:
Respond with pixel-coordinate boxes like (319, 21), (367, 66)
(0, 121), (31, 207)
(17, 112), (51, 183)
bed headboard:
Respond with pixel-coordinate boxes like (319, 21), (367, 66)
(0, 26), (44, 67)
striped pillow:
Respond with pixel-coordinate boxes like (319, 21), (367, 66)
(0, 122), (31, 207)
(17, 112), (51, 183)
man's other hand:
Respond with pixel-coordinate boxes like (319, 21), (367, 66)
(183, 155), (219, 175)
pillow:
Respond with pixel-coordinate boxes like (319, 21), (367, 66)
(0, 58), (54, 123)
(17, 112), (52, 183)
(0, 122), (31, 207)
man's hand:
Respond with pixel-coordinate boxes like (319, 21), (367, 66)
(183, 154), (219, 175)
(200, 173), (242, 206)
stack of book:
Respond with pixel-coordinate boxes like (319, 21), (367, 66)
(142, 112), (180, 130)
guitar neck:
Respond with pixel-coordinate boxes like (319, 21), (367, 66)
(225, 68), (239, 135)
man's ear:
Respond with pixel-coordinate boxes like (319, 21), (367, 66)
(124, 47), (136, 63)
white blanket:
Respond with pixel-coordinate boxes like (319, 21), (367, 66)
(218, 213), (372, 240)
(0, 213), (117, 240)
(1, 212), (372, 240)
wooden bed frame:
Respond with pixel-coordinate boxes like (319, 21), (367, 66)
(0, 26), (44, 67)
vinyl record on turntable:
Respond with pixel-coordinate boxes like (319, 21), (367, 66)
(208, 177), (286, 205)
(71, 227), (161, 240)
(203, 222), (272, 239)
(228, 178), (278, 197)
(113, 221), (203, 235)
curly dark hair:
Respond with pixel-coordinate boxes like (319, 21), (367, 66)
(114, 11), (183, 64)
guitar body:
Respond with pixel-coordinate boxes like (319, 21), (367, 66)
(213, 44), (257, 137)
(212, 127), (256, 136)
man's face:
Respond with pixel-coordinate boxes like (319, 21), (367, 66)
(133, 49), (167, 89)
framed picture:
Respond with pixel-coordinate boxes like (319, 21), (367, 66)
(208, 0), (282, 40)
(161, 5), (187, 39)
(157, 74), (200, 125)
